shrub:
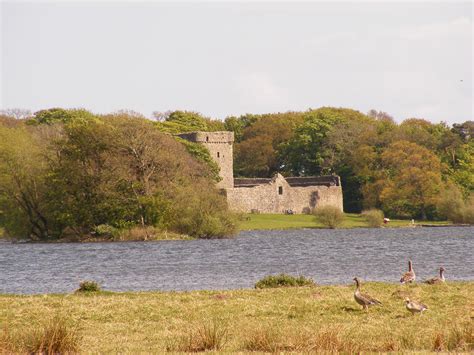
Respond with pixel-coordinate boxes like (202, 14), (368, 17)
(169, 184), (238, 239)
(461, 196), (474, 224)
(313, 206), (344, 229)
(362, 209), (384, 228)
(255, 274), (315, 289)
(167, 320), (228, 352)
(436, 185), (465, 223)
(24, 315), (81, 354)
(437, 189), (474, 224)
(94, 224), (119, 238)
(76, 280), (101, 293)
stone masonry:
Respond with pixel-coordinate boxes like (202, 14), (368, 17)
(179, 131), (343, 213)
(177, 131), (234, 189)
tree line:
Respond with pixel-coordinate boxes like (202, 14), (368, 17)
(0, 106), (472, 240)
(222, 108), (473, 221)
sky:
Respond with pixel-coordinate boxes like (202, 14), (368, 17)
(1, 1), (472, 124)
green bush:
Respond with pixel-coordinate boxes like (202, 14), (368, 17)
(313, 206), (344, 229)
(94, 224), (119, 238)
(362, 209), (384, 228)
(169, 185), (238, 239)
(462, 197), (474, 224)
(437, 185), (465, 223)
(76, 280), (101, 293)
(437, 187), (474, 224)
(255, 274), (315, 289)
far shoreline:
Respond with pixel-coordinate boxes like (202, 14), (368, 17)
(1, 213), (467, 243)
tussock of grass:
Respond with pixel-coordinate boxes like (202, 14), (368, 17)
(167, 320), (228, 352)
(76, 280), (101, 293)
(0, 282), (472, 352)
(255, 273), (315, 289)
(0, 315), (80, 354)
(24, 315), (81, 354)
(0, 324), (16, 353)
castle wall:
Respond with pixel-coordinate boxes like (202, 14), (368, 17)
(177, 131), (344, 213)
(226, 174), (343, 214)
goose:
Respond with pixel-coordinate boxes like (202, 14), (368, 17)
(400, 260), (416, 283)
(425, 267), (445, 284)
(353, 277), (382, 311)
(405, 298), (428, 315)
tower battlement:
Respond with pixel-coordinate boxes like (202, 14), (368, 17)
(177, 131), (234, 144)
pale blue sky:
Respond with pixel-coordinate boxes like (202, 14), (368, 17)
(1, 1), (472, 124)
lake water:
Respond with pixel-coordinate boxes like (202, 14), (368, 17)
(0, 227), (473, 294)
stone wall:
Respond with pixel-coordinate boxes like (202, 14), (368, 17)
(177, 131), (234, 189)
(226, 174), (343, 214)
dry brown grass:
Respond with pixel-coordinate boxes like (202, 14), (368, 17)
(166, 320), (228, 352)
(0, 314), (80, 354)
(0, 282), (472, 352)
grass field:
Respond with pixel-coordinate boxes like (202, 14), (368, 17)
(239, 213), (451, 231)
(1, 282), (472, 352)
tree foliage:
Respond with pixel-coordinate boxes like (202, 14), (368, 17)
(224, 107), (473, 218)
(0, 111), (236, 240)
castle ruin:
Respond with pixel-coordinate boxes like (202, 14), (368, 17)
(178, 131), (343, 213)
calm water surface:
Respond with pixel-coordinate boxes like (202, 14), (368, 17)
(0, 227), (473, 294)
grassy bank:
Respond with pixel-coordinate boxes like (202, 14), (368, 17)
(1, 282), (472, 352)
(239, 213), (451, 231)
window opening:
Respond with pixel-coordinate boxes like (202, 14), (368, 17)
(217, 152), (220, 158)
(278, 186), (283, 195)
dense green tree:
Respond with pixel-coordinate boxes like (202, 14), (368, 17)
(155, 110), (224, 134)
(280, 107), (368, 176)
(234, 113), (303, 177)
(0, 126), (58, 239)
(30, 108), (96, 125)
(224, 114), (260, 142)
(378, 141), (443, 219)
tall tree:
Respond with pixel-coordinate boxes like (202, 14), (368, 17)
(378, 141), (443, 219)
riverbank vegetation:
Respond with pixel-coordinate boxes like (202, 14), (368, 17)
(1, 282), (472, 352)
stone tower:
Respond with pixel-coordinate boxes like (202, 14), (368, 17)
(177, 131), (234, 189)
